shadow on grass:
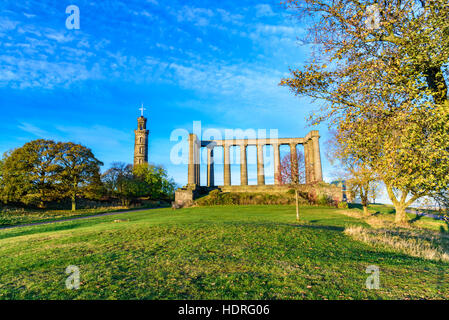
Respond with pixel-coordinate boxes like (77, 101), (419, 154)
(288, 223), (345, 232)
(410, 214), (423, 224)
(348, 203), (363, 210)
(0, 222), (89, 240)
(440, 218), (449, 234)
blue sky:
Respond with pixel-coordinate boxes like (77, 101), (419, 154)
(0, 0), (340, 188)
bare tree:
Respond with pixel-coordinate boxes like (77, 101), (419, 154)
(278, 151), (306, 221)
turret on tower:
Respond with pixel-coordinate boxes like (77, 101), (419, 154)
(134, 106), (149, 166)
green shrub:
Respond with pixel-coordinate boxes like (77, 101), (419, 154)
(196, 189), (339, 207)
(317, 194), (332, 206)
(195, 190), (313, 206)
(337, 201), (349, 209)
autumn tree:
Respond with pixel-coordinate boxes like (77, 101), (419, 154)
(0, 140), (60, 207)
(55, 142), (103, 211)
(346, 164), (377, 215)
(369, 181), (382, 204)
(281, 0), (449, 224)
(327, 131), (379, 215)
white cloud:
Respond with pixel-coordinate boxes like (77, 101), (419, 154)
(254, 24), (302, 36)
(0, 17), (19, 31)
(0, 55), (103, 89)
(176, 6), (214, 27)
(216, 8), (244, 25)
(18, 122), (49, 138)
(23, 13), (36, 19)
(255, 4), (276, 17)
(45, 32), (74, 43)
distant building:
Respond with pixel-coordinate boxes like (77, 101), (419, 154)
(134, 115), (149, 166)
(330, 180), (353, 202)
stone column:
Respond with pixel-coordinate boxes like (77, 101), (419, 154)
(304, 141), (314, 184)
(273, 143), (281, 185)
(312, 133), (323, 182)
(290, 143), (298, 184)
(304, 142), (310, 184)
(223, 144), (231, 186)
(240, 144), (248, 185)
(207, 147), (214, 187)
(195, 139), (200, 185)
(188, 134), (196, 186)
(257, 143), (265, 185)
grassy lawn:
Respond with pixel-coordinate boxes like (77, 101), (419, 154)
(359, 203), (449, 232)
(0, 205), (447, 299)
(0, 204), (164, 228)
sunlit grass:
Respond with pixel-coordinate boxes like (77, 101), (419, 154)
(0, 205), (448, 299)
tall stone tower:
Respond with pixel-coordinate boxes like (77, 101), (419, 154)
(134, 115), (149, 166)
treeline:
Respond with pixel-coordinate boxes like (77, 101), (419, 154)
(0, 139), (176, 211)
(102, 162), (176, 207)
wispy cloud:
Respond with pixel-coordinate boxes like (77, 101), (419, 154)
(18, 122), (49, 138)
(255, 4), (276, 17)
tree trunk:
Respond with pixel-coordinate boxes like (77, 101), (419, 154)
(71, 193), (76, 212)
(71, 179), (78, 212)
(394, 205), (408, 225)
(39, 189), (45, 209)
(295, 189), (299, 222)
(361, 191), (369, 216)
(363, 205), (369, 216)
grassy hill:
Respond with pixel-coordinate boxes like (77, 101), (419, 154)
(0, 205), (447, 299)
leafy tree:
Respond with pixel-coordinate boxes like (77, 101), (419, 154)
(133, 163), (176, 200)
(55, 142), (103, 211)
(346, 164), (377, 215)
(101, 162), (175, 207)
(281, 0), (449, 224)
(369, 181), (382, 204)
(102, 162), (145, 206)
(0, 156), (5, 205)
(327, 131), (378, 215)
(0, 140), (60, 207)
(101, 162), (131, 200)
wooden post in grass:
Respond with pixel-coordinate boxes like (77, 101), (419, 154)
(295, 189), (300, 222)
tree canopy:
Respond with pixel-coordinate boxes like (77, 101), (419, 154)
(55, 142), (103, 211)
(101, 162), (176, 207)
(0, 139), (103, 210)
(281, 0), (449, 223)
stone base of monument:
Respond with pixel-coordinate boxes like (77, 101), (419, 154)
(173, 185), (212, 208)
(174, 182), (343, 208)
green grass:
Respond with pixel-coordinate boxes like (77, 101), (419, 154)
(0, 204), (164, 228)
(0, 205), (448, 299)
(353, 203), (449, 232)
